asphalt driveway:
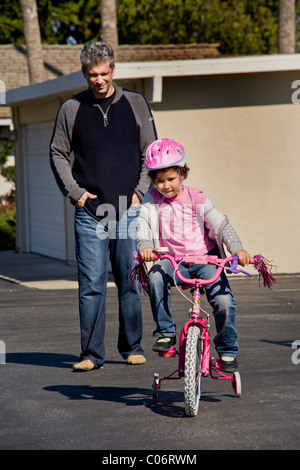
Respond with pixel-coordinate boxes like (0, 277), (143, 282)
(0, 252), (299, 452)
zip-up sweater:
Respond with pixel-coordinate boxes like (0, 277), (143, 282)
(49, 83), (157, 220)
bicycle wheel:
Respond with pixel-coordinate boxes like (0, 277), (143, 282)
(152, 373), (159, 399)
(232, 371), (241, 397)
(184, 326), (203, 417)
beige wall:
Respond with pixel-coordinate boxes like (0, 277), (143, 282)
(152, 104), (300, 274)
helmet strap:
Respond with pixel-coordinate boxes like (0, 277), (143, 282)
(174, 168), (184, 197)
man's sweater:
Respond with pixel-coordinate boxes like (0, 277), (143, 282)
(50, 83), (157, 220)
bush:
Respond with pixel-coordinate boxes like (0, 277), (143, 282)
(0, 209), (16, 250)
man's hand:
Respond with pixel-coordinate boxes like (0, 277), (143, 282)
(75, 191), (97, 207)
(131, 193), (141, 207)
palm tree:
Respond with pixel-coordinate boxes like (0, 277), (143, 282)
(19, 0), (44, 83)
(100, 0), (119, 53)
(278, 0), (295, 53)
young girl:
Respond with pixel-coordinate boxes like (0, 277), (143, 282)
(137, 138), (252, 373)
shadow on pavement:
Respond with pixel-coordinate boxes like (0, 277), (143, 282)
(43, 382), (222, 419)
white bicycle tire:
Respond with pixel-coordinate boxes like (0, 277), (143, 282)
(184, 326), (202, 417)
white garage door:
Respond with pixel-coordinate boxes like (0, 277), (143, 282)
(25, 122), (66, 260)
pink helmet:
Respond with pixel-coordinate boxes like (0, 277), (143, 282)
(145, 138), (186, 170)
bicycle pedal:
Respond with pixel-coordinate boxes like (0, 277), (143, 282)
(158, 347), (177, 357)
(214, 359), (222, 371)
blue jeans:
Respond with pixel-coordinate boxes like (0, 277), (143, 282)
(74, 206), (143, 367)
(148, 259), (238, 358)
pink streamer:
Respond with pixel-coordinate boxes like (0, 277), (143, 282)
(253, 254), (277, 289)
(127, 251), (149, 295)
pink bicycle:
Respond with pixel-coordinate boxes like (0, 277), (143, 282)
(150, 250), (262, 417)
(128, 248), (275, 417)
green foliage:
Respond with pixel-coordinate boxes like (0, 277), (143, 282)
(0, 141), (13, 175)
(0, 0), (295, 54)
(39, 0), (101, 44)
(0, 0), (101, 45)
(0, 0), (24, 44)
(0, 137), (15, 249)
(199, 0), (278, 54)
(117, 0), (278, 54)
(0, 209), (15, 251)
(0, 140), (15, 204)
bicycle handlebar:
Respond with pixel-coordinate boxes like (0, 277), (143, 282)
(153, 250), (252, 287)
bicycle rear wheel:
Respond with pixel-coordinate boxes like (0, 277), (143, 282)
(184, 326), (203, 417)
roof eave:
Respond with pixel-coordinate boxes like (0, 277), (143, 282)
(4, 54), (300, 106)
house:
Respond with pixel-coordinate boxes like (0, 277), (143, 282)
(2, 44), (300, 273)
(0, 43), (220, 200)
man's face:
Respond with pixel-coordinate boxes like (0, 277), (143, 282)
(82, 60), (115, 99)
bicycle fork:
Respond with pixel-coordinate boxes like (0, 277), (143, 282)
(177, 285), (210, 376)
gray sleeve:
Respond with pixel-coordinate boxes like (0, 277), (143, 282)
(204, 196), (244, 255)
(123, 90), (157, 201)
(137, 191), (159, 252)
(49, 99), (86, 203)
(221, 223), (244, 255)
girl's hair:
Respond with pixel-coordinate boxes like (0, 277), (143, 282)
(80, 41), (115, 71)
(148, 164), (190, 182)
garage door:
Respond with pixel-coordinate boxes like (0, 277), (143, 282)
(25, 122), (66, 260)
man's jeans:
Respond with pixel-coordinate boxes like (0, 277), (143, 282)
(148, 259), (238, 358)
(74, 206), (143, 367)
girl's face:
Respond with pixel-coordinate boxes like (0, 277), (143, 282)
(154, 168), (183, 198)
(82, 60), (115, 99)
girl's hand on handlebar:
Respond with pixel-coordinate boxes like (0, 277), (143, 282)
(235, 250), (253, 266)
(140, 248), (157, 262)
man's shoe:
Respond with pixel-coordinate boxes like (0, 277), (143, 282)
(220, 356), (238, 373)
(152, 337), (176, 353)
(73, 359), (96, 371)
(127, 355), (146, 365)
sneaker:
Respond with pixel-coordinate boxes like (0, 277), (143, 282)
(152, 337), (176, 353)
(220, 356), (238, 373)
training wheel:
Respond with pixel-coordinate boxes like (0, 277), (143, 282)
(152, 373), (160, 399)
(232, 371), (241, 397)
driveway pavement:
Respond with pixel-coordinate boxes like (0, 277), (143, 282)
(0, 251), (299, 452)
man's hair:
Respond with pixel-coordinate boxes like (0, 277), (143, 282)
(148, 164), (190, 183)
(80, 41), (115, 71)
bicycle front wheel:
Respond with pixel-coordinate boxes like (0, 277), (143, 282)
(184, 326), (203, 417)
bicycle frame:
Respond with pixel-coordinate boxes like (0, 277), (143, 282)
(152, 251), (248, 398)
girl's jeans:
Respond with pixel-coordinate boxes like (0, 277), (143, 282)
(74, 206), (143, 368)
(148, 259), (238, 358)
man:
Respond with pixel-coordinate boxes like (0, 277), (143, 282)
(50, 41), (157, 371)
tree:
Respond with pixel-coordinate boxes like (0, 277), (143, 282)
(116, 0), (279, 55)
(101, 0), (118, 51)
(41, 0), (101, 44)
(1, 0), (299, 55)
(0, 1), (24, 44)
(278, 0), (295, 52)
(19, 0), (44, 83)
